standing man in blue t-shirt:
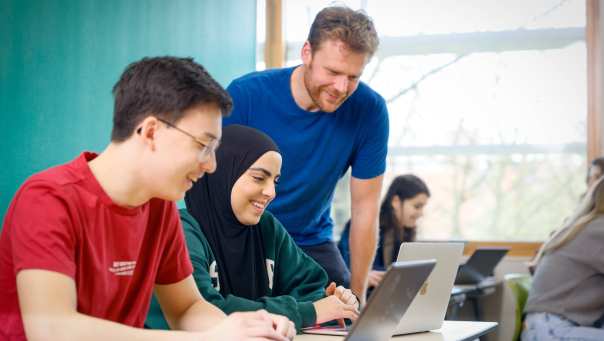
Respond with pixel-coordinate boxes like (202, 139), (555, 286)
(224, 6), (388, 302)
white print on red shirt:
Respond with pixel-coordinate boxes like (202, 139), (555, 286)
(109, 261), (136, 276)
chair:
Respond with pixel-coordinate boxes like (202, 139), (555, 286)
(506, 274), (532, 341)
(481, 273), (532, 341)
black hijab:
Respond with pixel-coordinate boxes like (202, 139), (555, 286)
(185, 124), (280, 299)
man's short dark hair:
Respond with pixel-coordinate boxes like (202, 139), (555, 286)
(111, 56), (232, 142)
(307, 6), (379, 57)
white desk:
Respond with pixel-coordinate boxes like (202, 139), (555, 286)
(296, 321), (497, 341)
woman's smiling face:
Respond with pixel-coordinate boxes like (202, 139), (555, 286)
(230, 151), (282, 225)
(392, 193), (429, 229)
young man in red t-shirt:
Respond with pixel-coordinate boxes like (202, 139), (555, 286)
(0, 57), (294, 341)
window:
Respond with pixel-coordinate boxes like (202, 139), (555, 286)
(258, 0), (588, 241)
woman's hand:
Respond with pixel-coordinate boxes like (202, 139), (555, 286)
(313, 282), (360, 325)
(328, 282), (359, 311)
(367, 270), (385, 288)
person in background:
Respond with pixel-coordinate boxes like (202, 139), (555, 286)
(526, 157), (604, 274)
(338, 174), (430, 288)
(587, 157), (604, 188)
(146, 125), (359, 332)
(522, 177), (604, 341)
(224, 6), (389, 302)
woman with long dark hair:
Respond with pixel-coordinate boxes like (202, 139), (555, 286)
(338, 174), (430, 287)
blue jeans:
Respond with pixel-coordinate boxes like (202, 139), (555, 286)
(522, 312), (604, 341)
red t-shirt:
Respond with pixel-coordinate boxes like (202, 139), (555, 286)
(0, 152), (193, 339)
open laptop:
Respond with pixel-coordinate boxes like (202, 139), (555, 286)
(455, 247), (509, 285)
(303, 260), (436, 341)
(393, 242), (464, 335)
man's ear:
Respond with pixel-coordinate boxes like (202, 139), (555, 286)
(301, 41), (313, 66)
(137, 116), (161, 150)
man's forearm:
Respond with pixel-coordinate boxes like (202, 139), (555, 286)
(348, 175), (383, 305)
(25, 299), (226, 341)
(348, 217), (378, 303)
(24, 312), (199, 341)
(176, 298), (226, 331)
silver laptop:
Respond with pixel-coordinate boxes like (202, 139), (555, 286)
(302, 260), (436, 340)
(393, 242), (464, 335)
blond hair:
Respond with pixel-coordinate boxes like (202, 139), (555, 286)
(532, 176), (604, 266)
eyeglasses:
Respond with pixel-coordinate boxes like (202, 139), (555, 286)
(157, 118), (219, 162)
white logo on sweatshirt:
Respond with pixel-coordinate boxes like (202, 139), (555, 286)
(209, 261), (220, 290)
(266, 259), (275, 290)
(208, 259), (275, 290)
(109, 261), (136, 276)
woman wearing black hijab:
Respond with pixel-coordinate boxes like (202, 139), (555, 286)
(146, 125), (358, 331)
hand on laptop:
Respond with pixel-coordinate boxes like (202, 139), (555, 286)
(367, 270), (385, 288)
(313, 282), (360, 325)
(330, 282), (359, 310)
(269, 312), (296, 340)
(199, 310), (295, 341)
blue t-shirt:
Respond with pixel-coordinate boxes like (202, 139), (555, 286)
(225, 67), (389, 246)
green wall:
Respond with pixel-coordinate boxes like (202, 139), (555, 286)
(0, 0), (257, 221)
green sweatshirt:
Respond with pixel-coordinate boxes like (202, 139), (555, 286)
(146, 209), (328, 331)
